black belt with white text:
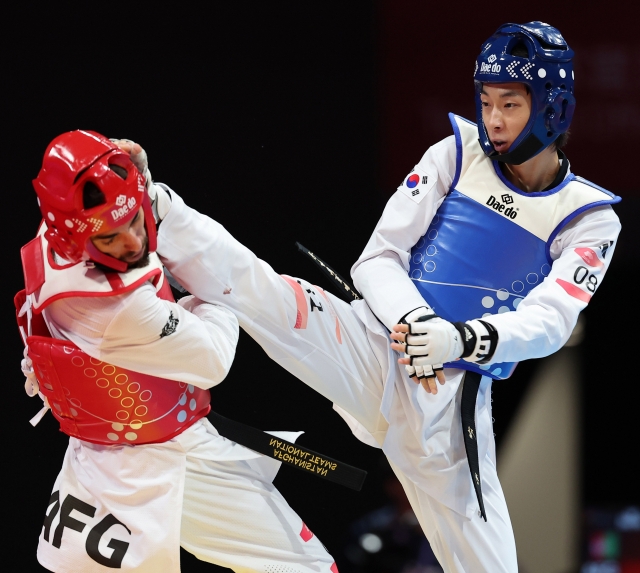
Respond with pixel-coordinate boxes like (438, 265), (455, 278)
(208, 410), (367, 491)
(461, 370), (487, 521)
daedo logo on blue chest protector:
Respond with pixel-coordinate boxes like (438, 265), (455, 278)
(486, 194), (518, 219)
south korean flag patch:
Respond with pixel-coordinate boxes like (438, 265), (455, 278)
(399, 168), (435, 204)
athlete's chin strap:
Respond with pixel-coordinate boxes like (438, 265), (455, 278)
(18, 297), (51, 426)
(481, 132), (545, 166)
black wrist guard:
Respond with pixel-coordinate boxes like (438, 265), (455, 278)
(476, 320), (498, 364)
(453, 322), (477, 358)
(453, 320), (499, 363)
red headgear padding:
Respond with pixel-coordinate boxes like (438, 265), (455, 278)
(33, 130), (157, 272)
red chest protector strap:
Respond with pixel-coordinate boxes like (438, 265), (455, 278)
(15, 275), (211, 446)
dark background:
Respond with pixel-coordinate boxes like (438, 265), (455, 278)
(3, 2), (637, 571)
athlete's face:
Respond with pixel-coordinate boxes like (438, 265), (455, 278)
(91, 207), (149, 268)
(480, 83), (532, 153)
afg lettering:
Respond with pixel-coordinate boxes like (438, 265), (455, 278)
(43, 491), (131, 568)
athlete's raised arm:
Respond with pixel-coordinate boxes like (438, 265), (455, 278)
(45, 286), (239, 389)
(351, 135), (457, 331)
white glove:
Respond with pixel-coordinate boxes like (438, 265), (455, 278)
(148, 183), (172, 222)
(401, 308), (464, 379)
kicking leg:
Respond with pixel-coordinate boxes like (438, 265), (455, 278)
(389, 454), (517, 572)
(158, 191), (388, 439)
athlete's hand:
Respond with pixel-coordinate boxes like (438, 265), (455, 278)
(110, 138), (152, 188)
(111, 138), (142, 157)
(390, 309), (463, 394)
(110, 138), (170, 220)
(391, 324), (446, 394)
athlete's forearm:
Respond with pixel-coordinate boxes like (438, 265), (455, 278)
(352, 253), (428, 330)
(351, 136), (456, 328)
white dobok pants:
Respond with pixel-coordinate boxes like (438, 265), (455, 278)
(37, 419), (337, 573)
(157, 192), (519, 573)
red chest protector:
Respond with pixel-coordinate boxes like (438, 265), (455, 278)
(15, 229), (211, 446)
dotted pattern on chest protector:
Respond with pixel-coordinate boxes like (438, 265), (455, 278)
(265, 566), (304, 572)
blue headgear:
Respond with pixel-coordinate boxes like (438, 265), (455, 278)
(474, 21), (575, 165)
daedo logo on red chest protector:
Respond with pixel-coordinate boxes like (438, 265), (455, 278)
(486, 194), (518, 219)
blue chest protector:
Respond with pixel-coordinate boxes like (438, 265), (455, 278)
(407, 114), (620, 380)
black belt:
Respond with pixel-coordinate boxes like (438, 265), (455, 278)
(460, 370), (487, 521)
(295, 242), (361, 303)
(208, 411), (367, 491)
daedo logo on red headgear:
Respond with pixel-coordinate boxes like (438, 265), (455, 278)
(109, 171), (145, 223)
(111, 195), (137, 223)
(406, 174), (420, 189)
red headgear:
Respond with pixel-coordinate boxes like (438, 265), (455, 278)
(32, 130), (157, 272)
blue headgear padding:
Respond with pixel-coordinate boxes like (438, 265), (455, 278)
(474, 21), (575, 165)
